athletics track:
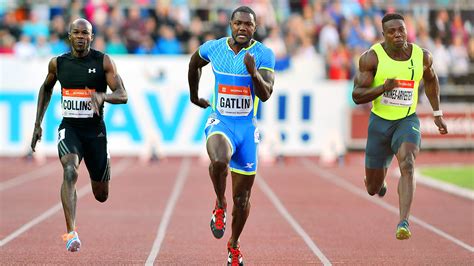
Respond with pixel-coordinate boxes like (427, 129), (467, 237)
(0, 151), (472, 265)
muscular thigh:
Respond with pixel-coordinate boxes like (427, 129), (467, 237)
(57, 122), (83, 160)
(230, 121), (259, 175)
(391, 113), (421, 154)
(82, 123), (110, 182)
(365, 113), (394, 169)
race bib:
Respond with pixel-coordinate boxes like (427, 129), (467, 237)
(62, 88), (95, 118)
(217, 84), (253, 116)
(381, 80), (414, 107)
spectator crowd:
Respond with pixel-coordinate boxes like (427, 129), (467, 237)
(1, 0), (473, 84)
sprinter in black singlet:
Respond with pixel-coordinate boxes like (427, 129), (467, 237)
(30, 18), (127, 252)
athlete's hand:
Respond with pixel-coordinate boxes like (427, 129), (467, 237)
(244, 52), (257, 77)
(434, 116), (448, 135)
(91, 91), (106, 115)
(191, 97), (210, 109)
(31, 124), (42, 152)
(383, 78), (398, 92)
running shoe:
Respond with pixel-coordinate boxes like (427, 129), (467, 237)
(227, 242), (244, 266)
(62, 230), (81, 252)
(210, 201), (226, 239)
(396, 219), (411, 240)
(378, 181), (387, 197)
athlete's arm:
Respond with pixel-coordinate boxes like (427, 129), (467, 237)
(244, 52), (274, 102)
(422, 48), (448, 134)
(352, 49), (398, 104)
(31, 57), (58, 152)
(91, 54), (127, 114)
(188, 50), (210, 108)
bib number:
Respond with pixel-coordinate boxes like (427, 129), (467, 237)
(62, 88), (95, 118)
(381, 80), (414, 107)
(217, 84), (253, 116)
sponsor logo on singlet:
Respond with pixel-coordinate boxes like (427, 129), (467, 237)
(62, 88), (95, 118)
(381, 79), (414, 107)
(217, 84), (252, 116)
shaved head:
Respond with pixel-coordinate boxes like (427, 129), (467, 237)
(69, 18), (92, 33)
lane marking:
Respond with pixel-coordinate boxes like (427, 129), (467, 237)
(145, 157), (191, 265)
(301, 158), (474, 253)
(257, 174), (332, 265)
(0, 159), (133, 247)
(0, 162), (58, 192)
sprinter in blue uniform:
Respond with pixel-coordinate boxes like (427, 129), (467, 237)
(188, 6), (275, 266)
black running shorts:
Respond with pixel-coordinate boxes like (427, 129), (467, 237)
(57, 120), (110, 182)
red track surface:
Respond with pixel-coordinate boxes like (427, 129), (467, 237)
(0, 151), (473, 265)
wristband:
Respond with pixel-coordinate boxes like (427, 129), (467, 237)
(433, 110), (443, 117)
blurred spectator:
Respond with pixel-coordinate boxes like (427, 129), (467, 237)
(121, 6), (146, 53)
(36, 35), (52, 57)
(449, 34), (470, 85)
(450, 13), (469, 45)
(135, 35), (159, 55)
(21, 12), (49, 43)
(105, 33), (128, 55)
(155, 25), (182, 54)
(0, 32), (15, 54)
(430, 9), (451, 46)
(49, 32), (69, 55)
(14, 34), (36, 59)
(432, 37), (451, 85)
(263, 26), (290, 71)
(318, 17), (339, 55)
(326, 44), (351, 80)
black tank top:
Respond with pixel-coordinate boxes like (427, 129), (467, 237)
(57, 49), (107, 126)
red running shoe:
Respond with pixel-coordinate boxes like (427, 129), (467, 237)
(227, 242), (243, 266)
(210, 200), (226, 239)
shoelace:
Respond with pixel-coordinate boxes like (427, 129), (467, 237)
(214, 208), (225, 228)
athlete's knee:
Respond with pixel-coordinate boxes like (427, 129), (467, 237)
(63, 164), (78, 183)
(93, 190), (108, 203)
(399, 155), (415, 178)
(233, 191), (250, 211)
(366, 184), (381, 196)
(210, 159), (228, 174)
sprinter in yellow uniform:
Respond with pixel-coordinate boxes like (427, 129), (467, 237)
(352, 13), (448, 240)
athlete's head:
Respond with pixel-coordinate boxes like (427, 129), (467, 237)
(68, 18), (94, 53)
(230, 6), (257, 45)
(381, 13), (407, 49)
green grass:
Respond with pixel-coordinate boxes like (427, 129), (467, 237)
(420, 166), (474, 190)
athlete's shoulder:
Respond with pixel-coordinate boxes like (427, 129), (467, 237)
(90, 49), (105, 59)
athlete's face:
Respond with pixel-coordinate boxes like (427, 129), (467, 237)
(382, 19), (407, 49)
(69, 21), (93, 53)
(230, 12), (256, 45)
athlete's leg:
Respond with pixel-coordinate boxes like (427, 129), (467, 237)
(228, 171), (255, 248)
(83, 131), (110, 203)
(395, 142), (419, 222)
(60, 154), (80, 232)
(207, 134), (232, 208)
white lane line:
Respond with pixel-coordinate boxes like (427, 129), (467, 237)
(0, 162), (58, 192)
(301, 158), (474, 253)
(145, 157), (191, 265)
(257, 174), (332, 266)
(0, 158), (133, 247)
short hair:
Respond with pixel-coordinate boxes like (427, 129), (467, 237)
(382, 13), (405, 25)
(231, 6), (257, 22)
